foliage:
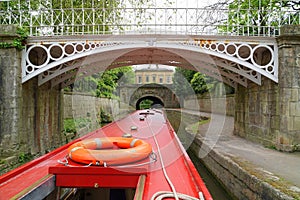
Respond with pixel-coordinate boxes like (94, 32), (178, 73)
(63, 118), (92, 134)
(173, 68), (196, 98)
(69, 66), (134, 98)
(173, 67), (234, 96)
(175, 68), (197, 83)
(139, 99), (153, 109)
(0, 0), (173, 35)
(18, 152), (33, 164)
(63, 118), (77, 134)
(99, 108), (112, 123)
(95, 67), (134, 98)
(0, 27), (28, 50)
(219, 0), (300, 35)
(190, 72), (209, 94)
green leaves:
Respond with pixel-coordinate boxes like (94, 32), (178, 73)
(0, 27), (28, 50)
(69, 66), (134, 99)
(191, 72), (209, 94)
(173, 68), (234, 97)
(220, 0), (299, 36)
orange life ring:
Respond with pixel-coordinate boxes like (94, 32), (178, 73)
(67, 137), (152, 166)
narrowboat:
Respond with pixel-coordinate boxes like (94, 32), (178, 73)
(0, 110), (212, 200)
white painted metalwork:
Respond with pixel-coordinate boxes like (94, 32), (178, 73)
(2, 0), (292, 86)
(0, 0), (299, 36)
(21, 34), (277, 87)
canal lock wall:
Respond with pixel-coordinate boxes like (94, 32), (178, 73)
(170, 102), (295, 200)
(189, 138), (294, 200)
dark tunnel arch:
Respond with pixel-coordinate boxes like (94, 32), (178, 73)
(136, 96), (165, 110)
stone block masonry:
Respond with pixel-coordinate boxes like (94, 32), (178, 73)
(0, 25), (23, 157)
(190, 138), (295, 200)
(234, 25), (300, 152)
(276, 25), (300, 151)
(63, 93), (122, 133)
(0, 25), (65, 157)
(184, 95), (235, 116)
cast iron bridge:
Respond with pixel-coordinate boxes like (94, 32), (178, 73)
(1, 0), (299, 88)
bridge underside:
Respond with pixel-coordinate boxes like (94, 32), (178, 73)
(23, 35), (278, 89)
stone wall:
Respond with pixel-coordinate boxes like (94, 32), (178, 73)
(64, 92), (121, 122)
(0, 24), (65, 157)
(277, 25), (300, 151)
(0, 66), (64, 158)
(234, 25), (300, 152)
(21, 80), (64, 155)
(184, 95), (235, 116)
(234, 78), (280, 149)
(0, 25), (23, 157)
(190, 138), (294, 200)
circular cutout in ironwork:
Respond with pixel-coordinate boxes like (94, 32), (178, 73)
(26, 65), (34, 74)
(266, 65), (274, 73)
(210, 43), (217, 50)
(217, 43), (225, 53)
(84, 43), (90, 50)
(237, 44), (251, 60)
(252, 45), (273, 67)
(49, 44), (63, 60)
(75, 43), (84, 53)
(43, 71), (49, 76)
(27, 45), (49, 68)
(64, 43), (75, 56)
(225, 43), (236, 56)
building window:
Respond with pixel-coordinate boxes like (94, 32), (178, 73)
(166, 76), (171, 83)
(152, 74), (156, 83)
(146, 75), (149, 83)
(159, 76), (163, 83)
(138, 76), (142, 84)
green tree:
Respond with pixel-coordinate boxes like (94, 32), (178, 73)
(95, 67), (134, 98)
(95, 70), (118, 98)
(190, 72), (209, 94)
(70, 66), (134, 98)
(173, 68), (196, 83)
(173, 67), (234, 96)
(220, 0), (299, 36)
(0, 0), (173, 35)
(173, 68), (196, 100)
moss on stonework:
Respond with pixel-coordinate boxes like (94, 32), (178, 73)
(0, 26), (28, 50)
(229, 156), (300, 200)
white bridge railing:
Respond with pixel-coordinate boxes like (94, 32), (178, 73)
(0, 0), (299, 36)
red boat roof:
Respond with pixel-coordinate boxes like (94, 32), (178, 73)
(0, 110), (212, 200)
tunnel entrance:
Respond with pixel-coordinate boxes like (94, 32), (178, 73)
(136, 96), (164, 110)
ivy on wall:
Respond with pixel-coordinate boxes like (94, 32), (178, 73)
(0, 27), (28, 50)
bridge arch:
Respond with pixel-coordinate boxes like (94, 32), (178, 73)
(124, 83), (180, 110)
(23, 35), (277, 89)
(135, 96), (165, 110)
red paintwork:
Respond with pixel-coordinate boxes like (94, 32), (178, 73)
(0, 110), (213, 200)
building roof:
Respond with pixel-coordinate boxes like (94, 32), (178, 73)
(134, 64), (175, 72)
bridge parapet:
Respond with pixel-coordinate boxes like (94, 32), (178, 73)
(0, 0), (298, 37)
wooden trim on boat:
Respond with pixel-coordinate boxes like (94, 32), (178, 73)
(134, 175), (146, 200)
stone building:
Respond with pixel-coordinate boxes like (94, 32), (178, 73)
(134, 64), (174, 84)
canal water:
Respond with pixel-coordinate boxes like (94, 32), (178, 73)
(166, 110), (233, 200)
